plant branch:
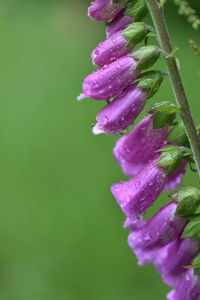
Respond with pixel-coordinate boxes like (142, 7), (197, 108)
(145, 0), (200, 180)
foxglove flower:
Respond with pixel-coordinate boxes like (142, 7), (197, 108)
(106, 10), (133, 37)
(79, 46), (160, 101)
(78, 55), (139, 101)
(111, 155), (167, 218)
(92, 23), (150, 67)
(88, 0), (123, 22)
(154, 238), (199, 287)
(92, 83), (147, 134)
(128, 202), (187, 249)
(113, 115), (168, 176)
(167, 269), (200, 300)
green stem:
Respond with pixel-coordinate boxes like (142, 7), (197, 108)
(145, 0), (200, 179)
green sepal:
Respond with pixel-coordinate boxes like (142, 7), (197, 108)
(125, 0), (148, 22)
(181, 220), (200, 239)
(184, 254), (200, 275)
(136, 70), (164, 99)
(170, 186), (200, 217)
(167, 121), (189, 147)
(184, 214), (200, 221)
(122, 22), (151, 47)
(148, 101), (180, 129)
(132, 45), (160, 70)
(156, 145), (183, 176)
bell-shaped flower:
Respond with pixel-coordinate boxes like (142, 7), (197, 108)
(106, 10), (133, 38)
(111, 155), (167, 218)
(167, 269), (200, 300)
(113, 115), (168, 176)
(88, 0), (123, 22)
(92, 83), (147, 134)
(92, 22), (150, 67)
(78, 46), (160, 101)
(128, 202), (187, 250)
(154, 238), (199, 287)
(78, 55), (139, 101)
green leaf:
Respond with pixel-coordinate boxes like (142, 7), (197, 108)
(181, 221), (200, 239)
(153, 112), (176, 129)
(174, 186), (200, 217)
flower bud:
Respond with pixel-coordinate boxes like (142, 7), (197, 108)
(92, 22), (150, 67)
(132, 45), (161, 70)
(167, 269), (200, 300)
(106, 10), (133, 38)
(78, 55), (140, 101)
(125, 0), (148, 22)
(111, 156), (167, 218)
(88, 0), (123, 22)
(128, 202), (187, 250)
(93, 83), (147, 135)
(171, 186), (200, 216)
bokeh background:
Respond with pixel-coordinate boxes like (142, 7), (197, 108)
(0, 0), (200, 299)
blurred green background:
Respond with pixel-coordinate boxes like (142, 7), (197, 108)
(0, 0), (200, 299)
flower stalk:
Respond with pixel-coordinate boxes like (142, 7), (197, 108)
(145, 0), (200, 179)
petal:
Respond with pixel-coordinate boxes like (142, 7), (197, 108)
(106, 10), (133, 37)
(164, 160), (187, 190)
(167, 269), (200, 300)
(93, 84), (147, 134)
(88, 0), (123, 22)
(82, 55), (139, 101)
(111, 156), (167, 217)
(128, 202), (187, 250)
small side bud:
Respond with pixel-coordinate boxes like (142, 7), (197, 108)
(122, 22), (151, 47)
(125, 0), (148, 22)
(170, 186), (200, 217)
(156, 145), (183, 176)
(136, 70), (164, 98)
(167, 121), (189, 147)
(132, 45), (161, 70)
(148, 101), (181, 129)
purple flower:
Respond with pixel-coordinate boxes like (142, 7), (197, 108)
(154, 238), (199, 287)
(91, 30), (132, 67)
(78, 55), (139, 101)
(92, 83), (147, 135)
(106, 10), (133, 38)
(164, 160), (187, 190)
(111, 155), (167, 218)
(128, 202), (187, 250)
(88, 0), (123, 22)
(167, 269), (200, 300)
(92, 23), (150, 67)
(113, 115), (168, 176)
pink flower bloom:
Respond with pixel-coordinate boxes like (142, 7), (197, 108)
(111, 156), (167, 218)
(113, 115), (168, 176)
(88, 0), (123, 22)
(91, 30), (132, 67)
(167, 269), (200, 300)
(154, 238), (199, 287)
(106, 10), (133, 37)
(93, 83), (147, 134)
(78, 55), (139, 101)
(128, 202), (187, 250)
